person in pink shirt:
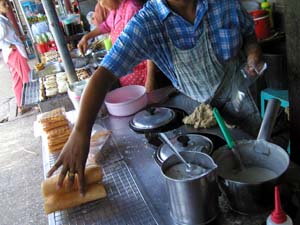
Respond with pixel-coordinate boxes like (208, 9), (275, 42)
(93, 3), (109, 27)
(78, 0), (151, 89)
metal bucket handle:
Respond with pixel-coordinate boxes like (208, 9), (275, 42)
(255, 98), (281, 155)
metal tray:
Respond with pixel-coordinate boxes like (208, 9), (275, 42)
(32, 62), (64, 81)
(42, 131), (158, 225)
(47, 161), (159, 225)
(21, 80), (39, 106)
(44, 161), (158, 225)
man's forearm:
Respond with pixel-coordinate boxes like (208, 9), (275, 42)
(145, 60), (156, 92)
(75, 67), (118, 135)
(244, 34), (262, 57)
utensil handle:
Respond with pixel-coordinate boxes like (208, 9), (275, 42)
(257, 98), (281, 141)
(213, 108), (235, 149)
(158, 133), (190, 166)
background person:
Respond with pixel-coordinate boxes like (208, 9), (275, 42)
(0, 0), (30, 115)
(78, 0), (149, 87)
(85, 3), (109, 36)
(93, 2), (109, 27)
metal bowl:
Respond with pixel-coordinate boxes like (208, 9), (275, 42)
(93, 50), (107, 58)
(70, 48), (92, 58)
(92, 50), (107, 66)
(72, 57), (89, 69)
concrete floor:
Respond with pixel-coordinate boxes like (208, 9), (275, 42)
(0, 54), (48, 225)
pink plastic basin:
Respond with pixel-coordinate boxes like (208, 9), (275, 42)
(104, 85), (148, 116)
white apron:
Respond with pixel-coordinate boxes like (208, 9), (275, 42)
(167, 17), (261, 136)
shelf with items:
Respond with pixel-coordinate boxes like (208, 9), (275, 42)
(27, 14), (47, 25)
(9, 0), (26, 35)
(34, 32), (58, 55)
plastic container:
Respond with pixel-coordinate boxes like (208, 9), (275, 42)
(36, 40), (57, 54)
(104, 85), (148, 117)
(41, 33), (48, 43)
(24, 37), (35, 59)
(103, 37), (112, 51)
(67, 80), (89, 110)
(266, 186), (293, 225)
(250, 10), (271, 40)
(21, 1), (36, 14)
(62, 14), (82, 36)
(89, 124), (111, 154)
(36, 43), (48, 54)
(46, 32), (54, 41)
(47, 41), (57, 51)
(261, 0), (274, 28)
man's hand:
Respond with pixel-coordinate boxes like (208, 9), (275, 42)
(244, 35), (264, 77)
(246, 50), (265, 77)
(47, 67), (117, 195)
(47, 128), (90, 196)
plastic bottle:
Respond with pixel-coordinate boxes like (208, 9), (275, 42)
(266, 186), (293, 225)
(261, 0), (274, 28)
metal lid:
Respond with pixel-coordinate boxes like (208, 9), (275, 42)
(156, 134), (213, 164)
(130, 107), (176, 130)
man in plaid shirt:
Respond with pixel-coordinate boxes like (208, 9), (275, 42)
(48, 0), (264, 194)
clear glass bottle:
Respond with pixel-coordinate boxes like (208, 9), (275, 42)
(232, 62), (267, 111)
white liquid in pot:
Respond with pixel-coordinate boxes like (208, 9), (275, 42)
(228, 167), (278, 183)
(165, 163), (207, 180)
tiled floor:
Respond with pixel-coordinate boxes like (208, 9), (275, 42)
(0, 53), (46, 224)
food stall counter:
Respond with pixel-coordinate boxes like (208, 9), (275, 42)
(40, 87), (300, 225)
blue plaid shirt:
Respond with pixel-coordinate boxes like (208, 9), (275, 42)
(101, 0), (254, 85)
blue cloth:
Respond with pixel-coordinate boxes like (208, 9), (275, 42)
(101, 0), (254, 85)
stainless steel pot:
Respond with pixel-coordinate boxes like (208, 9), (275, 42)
(70, 48), (92, 58)
(155, 133), (213, 165)
(92, 50), (107, 66)
(129, 106), (187, 146)
(161, 151), (219, 225)
(129, 106), (177, 132)
(70, 48), (92, 68)
(212, 99), (290, 214)
(212, 139), (289, 214)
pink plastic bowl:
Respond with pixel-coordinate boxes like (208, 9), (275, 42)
(104, 85), (148, 116)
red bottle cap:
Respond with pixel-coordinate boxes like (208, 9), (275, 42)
(271, 186), (287, 224)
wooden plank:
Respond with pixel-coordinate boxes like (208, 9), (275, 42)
(285, 0), (300, 164)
